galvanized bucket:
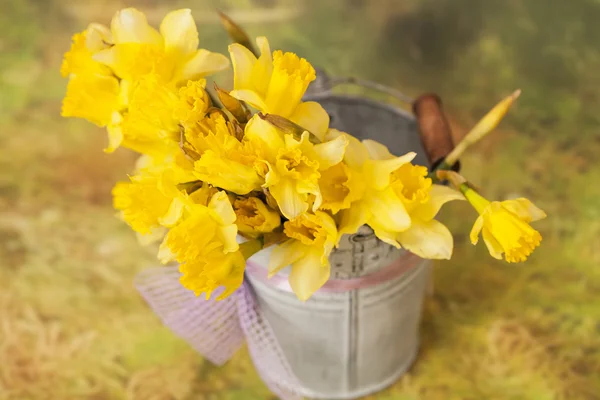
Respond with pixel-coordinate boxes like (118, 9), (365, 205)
(245, 78), (433, 399)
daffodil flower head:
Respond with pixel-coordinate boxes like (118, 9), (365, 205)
(254, 120), (347, 219)
(61, 29), (112, 78)
(159, 190), (246, 299)
(390, 163), (432, 212)
(336, 138), (417, 244)
(112, 168), (188, 235)
(467, 190), (546, 263)
(93, 8), (230, 85)
(233, 197), (281, 237)
(268, 211), (338, 301)
(159, 191), (239, 265)
(62, 73), (120, 127)
(191, 114), (264, 195)
(318, 162), (365, 214)
(173, 79), (210, 128)
(179, 250), (246, 300)
(228, 37), (330, 140)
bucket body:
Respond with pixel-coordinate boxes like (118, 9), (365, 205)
(246, 94), (432, 399)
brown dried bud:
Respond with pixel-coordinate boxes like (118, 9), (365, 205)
(258, 113), (321, 144)
(217, 10), (257, 56)
(214, 83), (251, 123)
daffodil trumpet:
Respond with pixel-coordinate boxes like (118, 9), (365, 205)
(439, 170), (546, 263)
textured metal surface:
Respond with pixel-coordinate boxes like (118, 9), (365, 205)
(248, 94), (430, 399)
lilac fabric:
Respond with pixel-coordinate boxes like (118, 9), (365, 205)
(134, 266), (302, 399)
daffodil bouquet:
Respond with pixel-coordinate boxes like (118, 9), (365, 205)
(61, 8), (546, 302)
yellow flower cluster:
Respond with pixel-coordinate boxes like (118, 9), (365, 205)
(62, 9), (546, 302)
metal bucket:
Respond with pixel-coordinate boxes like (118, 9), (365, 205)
(245, 89), (432, 399)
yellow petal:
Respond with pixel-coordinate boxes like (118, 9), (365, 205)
(362, 139), (394, 160)
(244, 115), (285, 160)
(61, 74), (120, 127)
(208, 191), (236, 225)
(367, 187), (411, 232)
(289, 249), (330, 302)
(228, 43), (257, 90)
(397, 219), (454, 259)
(470, 215), (484, 245)
(85, 23), (113, 52)
(295, 179), (321, 211)
(158, 236), (176, 264)
(314, 210), (338, 237)
(289, 101), (330, 140)
(159, 9), (199, 57)
(337, 203), (368, 238)
(365, 152), (416, 191)
(61, 31), (110, 77)
(264, 51), (315, 117)
(412, 184), (465, 221)
(215, 252), (246, 300)
(269, 179), (308, 220)
(502, 198), (547, 222)
(326, 130), (369, 168)
(311, 135), (348, 170)
(218, 225), (240, 254)
(111, 8), (163, 45)
(482, 227), (504, 260)
(194, 150), (263, 195)
(91, 47), (117, 72)
(104, 112), (124, 153)
(177, 49), (230, 83)
(370, 223), (401, 248)
(251, 36), (273, 94)
(229, 89), (268, 112)
(268, 239), (307, 277)
(158, 197), (186, 227)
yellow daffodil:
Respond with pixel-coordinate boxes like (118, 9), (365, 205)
(228, 37), (330, 140)
(159, 191), (239, 263)
(389, 163), (464, 259)
(62, 73), (121, 128)
(438, 170), (546, 262)
(179, 251), (246, 300)
(318, 161), (365, 214)
(61, 9), (228, 154)
(112, 168), (188, 235)
(190, 114), (264, 195)
(120, 75), (210, 157)
(61, 25), (127, 148)
(268, 211), (338, 301)
(93, 8), (229, 85)
(233, 197), (281, 237)
(61, 26), (121, 127)
(60, 28), (112, 78)
(244, 116), (348, 219)
(466, 190), (546, 262)
(159, 191), (244, 298)
(173, 80), (211, 128)
(334, 134), (417, 244)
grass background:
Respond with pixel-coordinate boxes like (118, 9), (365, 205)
(1, 0), (599, 398)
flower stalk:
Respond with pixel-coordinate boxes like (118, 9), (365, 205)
(433, 90), (521, 175)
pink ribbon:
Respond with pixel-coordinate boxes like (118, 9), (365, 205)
(245, 251), (420, 293)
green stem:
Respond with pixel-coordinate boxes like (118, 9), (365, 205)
(239, 238), (264, 259)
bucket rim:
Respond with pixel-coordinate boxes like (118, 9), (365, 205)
(303, 93), (415, 122)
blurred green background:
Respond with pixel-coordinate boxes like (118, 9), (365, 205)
(1, 0), (599, 399)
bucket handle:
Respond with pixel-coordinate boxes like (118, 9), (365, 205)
(315, 71), (459, 170)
